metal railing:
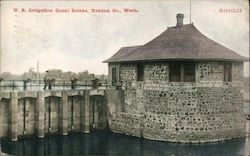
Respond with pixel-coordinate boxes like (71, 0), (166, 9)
(0, 79), (109, 91)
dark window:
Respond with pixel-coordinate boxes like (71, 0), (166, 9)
(169, 62), (195, 82)
(184, 62), (195, 82)
(224, 63), (232, 82)
(137, 64), (144, 81)
(169, 62), (181, 82)
(111, 67), (117, 86)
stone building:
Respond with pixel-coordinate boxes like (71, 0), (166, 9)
(104, 14), (248, 143)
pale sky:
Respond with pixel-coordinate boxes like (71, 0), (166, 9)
(0, 0), (249, 76)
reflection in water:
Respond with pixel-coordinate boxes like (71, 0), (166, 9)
(1, 131), (250, 156)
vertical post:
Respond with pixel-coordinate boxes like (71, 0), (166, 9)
(36, 91), (45, 138)
(60, 91), (68, 135)
(180, 64), (185, 82)
(100, 96), (105, 128)
(94, 97), (99, 128)
(90, 96), (93, 130)
(48, 97), (51, 132)
(84, 90), (90, 133)
(39, 80), (41, 91)
(71, 97), (74, 129)
(190, 0), (192, 23)
(103, 95), (108, 128)
(12, 81), (15, 91)
(9, 92), (18, 141)
(23, 99), (26, 135)
(80, 92), (85, 132)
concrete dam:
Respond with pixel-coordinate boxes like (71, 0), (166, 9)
(0, 89), (111, 141)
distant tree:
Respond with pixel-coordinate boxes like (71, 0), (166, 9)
(21, 68), (36, 80)
(96, 74), (108, 82)
(0, 72), (19, 80)
(0, 68), (107, 82)
(77, 70), (91, 80)
(63, 71), (76, 80)
(46, 69), (63, 80)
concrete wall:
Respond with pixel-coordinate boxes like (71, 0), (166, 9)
(18, 98), (36, 136)
(108, 61), (246, 143)
(0, 90), (107, 141)
(106, 89), (124, 126)
(246, 120), (250, 137)
(67, 96), (83, 131)
(0, 98), (9, 137)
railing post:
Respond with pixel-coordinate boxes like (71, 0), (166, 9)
(4, 81), (6, 90)
(30, 80), (32, 90)
(39, 80), (41, 91)
(12, 81), (14, 91)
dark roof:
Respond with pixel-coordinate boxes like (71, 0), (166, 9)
(104, 24), (248, 63)
(104, 46), (141, 63)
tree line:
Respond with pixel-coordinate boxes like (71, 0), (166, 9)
(0, 68), (107, 81)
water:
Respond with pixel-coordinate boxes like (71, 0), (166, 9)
(0, 131), (249, 156)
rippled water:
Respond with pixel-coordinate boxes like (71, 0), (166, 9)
(1, 131), (249, 156)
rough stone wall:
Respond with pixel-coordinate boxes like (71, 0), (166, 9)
(120, 63), (168, 114)
(142, 84), (245, 142)
(109, 61), (246, 143)
(144, 63), (168, 84)
(120, 64), (136, 84)
(120, 64), (137, 113)
(196, 62), (224, 82)
(110, 112), (144, 137)
(232, 62), (243, 81)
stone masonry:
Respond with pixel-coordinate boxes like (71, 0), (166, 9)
(108, 62), (246, 143)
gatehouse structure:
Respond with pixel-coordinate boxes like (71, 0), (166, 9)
(0, 13), (248, 144)
(104, 14), (248, 143)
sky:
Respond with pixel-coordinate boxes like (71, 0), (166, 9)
(0, 0), (249, 76)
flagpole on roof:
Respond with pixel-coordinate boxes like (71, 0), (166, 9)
(190, 0), (192, 23)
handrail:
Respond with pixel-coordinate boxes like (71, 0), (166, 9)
(0, 79), (111, 91)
